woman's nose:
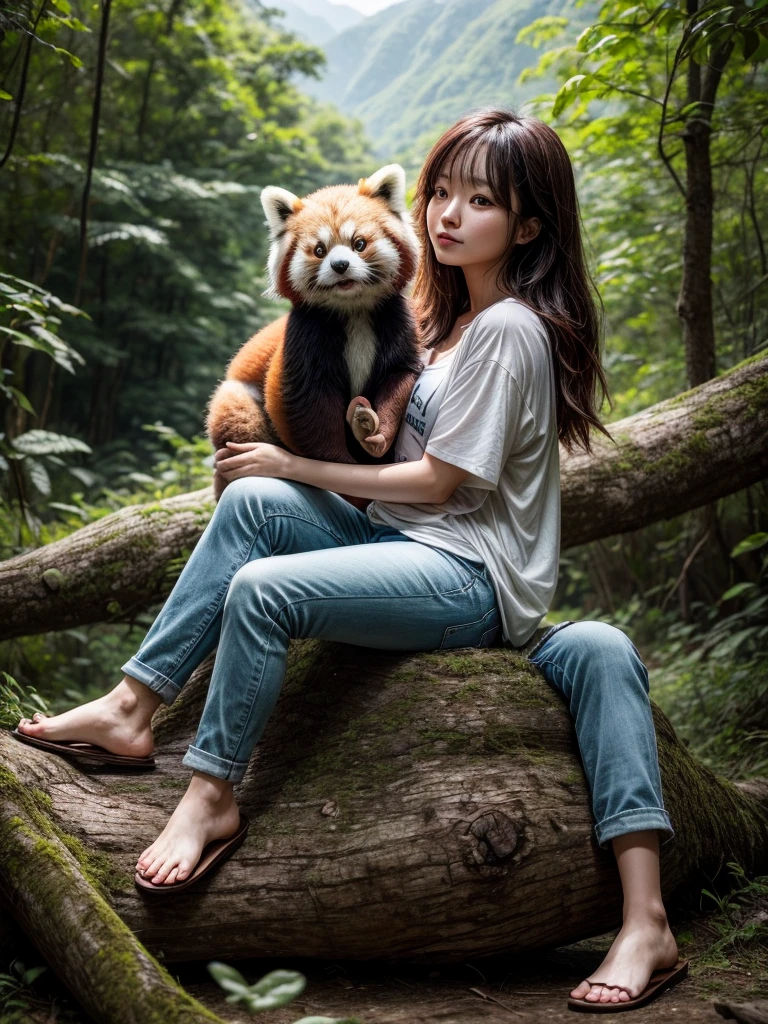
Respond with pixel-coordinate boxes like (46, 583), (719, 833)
(442, 203), (460, 226)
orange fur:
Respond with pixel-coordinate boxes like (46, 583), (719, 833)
(205, 164), (420, 467)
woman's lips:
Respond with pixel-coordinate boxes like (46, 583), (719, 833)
(437, 234), (461, 246)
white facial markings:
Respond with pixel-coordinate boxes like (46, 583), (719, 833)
(344, 311), (379, 397)
(339, 219), (357, 244)
(317, 225), (332, 247)
(369, 236), (399, 276)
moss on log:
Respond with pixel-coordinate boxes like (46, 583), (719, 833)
(0, 764), (229, 1024)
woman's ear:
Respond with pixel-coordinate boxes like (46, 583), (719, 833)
(518, 216), (542, 245)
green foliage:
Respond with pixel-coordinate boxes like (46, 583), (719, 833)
(0, 671), (51, 729)
(698, 862), (768, 961)
(516, 0), (768, 412)
(1, 0), (376, 471)
(207, 962), (361, 1021)
(0, 959), (49, 1020)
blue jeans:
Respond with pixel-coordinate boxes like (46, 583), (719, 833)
(122, 476), (674, 850)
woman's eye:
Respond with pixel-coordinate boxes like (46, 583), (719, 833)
(435, 187), (447, 198)
(314, 243), (326, 257)
(353, 238), (366, 252)
(473, 196), (492, 207)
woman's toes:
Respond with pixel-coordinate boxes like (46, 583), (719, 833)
(154, 860), (178, 885)
(570, 981), (592, 999)
(585, 984), (604, 1001)
(165, 867), (179, 885)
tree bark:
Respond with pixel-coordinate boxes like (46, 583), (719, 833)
(675, 0), (734, 387)
(1, 640), (767, 990)
(1, 351), (766, 643)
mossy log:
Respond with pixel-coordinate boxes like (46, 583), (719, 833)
(0, 766), (231, 1024)
(1, 351), (767, 642)
(1, 640), (767, 996)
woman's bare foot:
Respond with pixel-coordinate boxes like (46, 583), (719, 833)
(136, 771), (241, 886)
(15, 676), (160, 758)
(569, 905), (679, 1004)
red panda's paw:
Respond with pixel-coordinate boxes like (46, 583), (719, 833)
(359, 432), (387, 458)
(346, 398), (380, 445)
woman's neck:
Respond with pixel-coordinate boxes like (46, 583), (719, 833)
(462, 266), (517, 315)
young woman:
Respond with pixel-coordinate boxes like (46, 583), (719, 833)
(14, 108), (685, 1011)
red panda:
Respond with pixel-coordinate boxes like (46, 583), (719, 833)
(205, 164), (424, 497)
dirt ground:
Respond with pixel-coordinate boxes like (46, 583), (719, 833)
(177, 927), (765, 1024)
(6, 891), (766, 1024)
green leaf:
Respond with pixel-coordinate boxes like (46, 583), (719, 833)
(11, 429), (92, 456)
(27, 459), (51, 497)
(553, 74), (589, 117)
(731, 532), (768, 557)
(0, 90), (12, 101)
(206, 962), (250, 997)
(721, 582), (756, 601)
(247, 969), (306, 1009)
(21, 966), (48, 985)
(292, 1018), (363, 1023)
(7, 387), (36, 415)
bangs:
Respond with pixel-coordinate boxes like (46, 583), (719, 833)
(430, 133), (517, 211)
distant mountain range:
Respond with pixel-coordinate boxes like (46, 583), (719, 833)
(268, 0), (363, 45)
(265, 0), (594, 159)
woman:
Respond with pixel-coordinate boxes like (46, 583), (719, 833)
(14, 107), (685, 1011)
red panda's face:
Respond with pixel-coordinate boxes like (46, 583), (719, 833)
(260, 165), (419, 313)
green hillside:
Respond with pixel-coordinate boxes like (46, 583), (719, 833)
(295, 0), (597, 157)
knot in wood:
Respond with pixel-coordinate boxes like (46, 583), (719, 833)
(41, 568), (64, 593)
(462, 810), (520, 870)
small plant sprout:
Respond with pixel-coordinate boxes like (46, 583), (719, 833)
(206, 962), (361, 1022)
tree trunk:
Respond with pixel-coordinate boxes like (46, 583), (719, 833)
(676, 0), (734, 388)
(1, 351), (766, 642)
(1, 639), (767, 1024)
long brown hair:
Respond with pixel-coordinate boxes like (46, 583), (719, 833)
(410, 106), (613, 454)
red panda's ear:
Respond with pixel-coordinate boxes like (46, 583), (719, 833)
(359, 164), (408, 219)
(260, 186), (304, 237)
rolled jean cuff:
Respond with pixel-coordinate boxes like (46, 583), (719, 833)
(594, 807), (675, 849)
(182, 744), (249, 782)
(120, 656), (181, 706)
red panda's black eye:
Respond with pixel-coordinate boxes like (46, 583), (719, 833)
(314, 244), (326, 258)
(354, 238), (366, 252)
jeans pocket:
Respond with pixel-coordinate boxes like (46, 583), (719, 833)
(440, 606), (500, 650)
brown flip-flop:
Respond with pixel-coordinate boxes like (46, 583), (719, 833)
(11, 725), (156, 770)
(134, 814), (250, 896)
(567, 959), (689, 1013)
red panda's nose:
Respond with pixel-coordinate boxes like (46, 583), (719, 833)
(331, 259), (350, 274)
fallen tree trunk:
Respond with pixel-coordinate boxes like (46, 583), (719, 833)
(2, 640), (766, 988)
(0, 764), (231, 1024)
(1, 351), (767, 642)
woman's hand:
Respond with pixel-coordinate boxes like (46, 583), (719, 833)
(345, 396), (387, 458)
(213, 441), (295, 492)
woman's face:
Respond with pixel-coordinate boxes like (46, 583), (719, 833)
(425, 152), (533, 271)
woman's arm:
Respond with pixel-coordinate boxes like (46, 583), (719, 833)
(215, 442), (469, 504)
(288, 450), (469, 503)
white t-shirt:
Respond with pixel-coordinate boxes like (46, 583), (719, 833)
(367, 296), (561, 647)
